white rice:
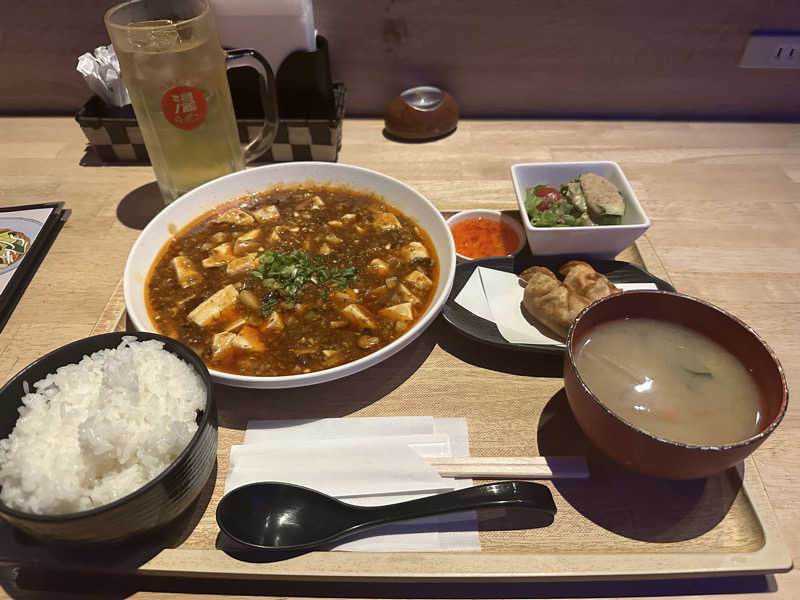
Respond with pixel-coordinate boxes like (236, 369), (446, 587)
(0, 337), (205, 515)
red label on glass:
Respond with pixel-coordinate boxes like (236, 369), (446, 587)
(161, 86), (208, 130)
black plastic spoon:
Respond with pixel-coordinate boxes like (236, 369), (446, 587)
(216, 480), (557, 552)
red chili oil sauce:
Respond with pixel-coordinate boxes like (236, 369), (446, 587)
(450, 217), (519, 259)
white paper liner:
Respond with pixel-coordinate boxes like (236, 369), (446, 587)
(455, 266), (658, 345)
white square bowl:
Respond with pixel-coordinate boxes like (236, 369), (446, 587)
(510, 161), (650, 258)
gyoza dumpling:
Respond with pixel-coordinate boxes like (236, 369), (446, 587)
(559, 261), (620, 302)
(521, 266), (590, 338)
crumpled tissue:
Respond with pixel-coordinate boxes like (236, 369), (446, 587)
(76, 45), (131, 107)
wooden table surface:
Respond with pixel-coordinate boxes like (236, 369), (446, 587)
(0, 117), (798, 599)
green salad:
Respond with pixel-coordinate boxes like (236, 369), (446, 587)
(524, 173), (625, 228)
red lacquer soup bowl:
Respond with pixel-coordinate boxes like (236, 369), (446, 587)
(563, 290), (788, 480)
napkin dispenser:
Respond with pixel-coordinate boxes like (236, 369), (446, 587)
(75, 36), (343, 164)
(211, 0), (316, 78)
(228, 35), (337, 121)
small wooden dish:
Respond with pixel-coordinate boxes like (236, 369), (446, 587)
(385, 86), (459, 140)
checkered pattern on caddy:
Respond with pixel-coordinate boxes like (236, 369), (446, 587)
(237, 119), (339, 163)
(77, 83), (344, 164)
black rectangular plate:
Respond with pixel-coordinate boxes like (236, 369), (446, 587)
(442, 254), (675, 355)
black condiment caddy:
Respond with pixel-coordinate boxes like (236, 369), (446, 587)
(75, 36), (344, 164)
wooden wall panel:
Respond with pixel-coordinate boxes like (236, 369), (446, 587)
(2, 0), (800, 119)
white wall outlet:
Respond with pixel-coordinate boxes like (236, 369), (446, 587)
(740, 34), (800, 68)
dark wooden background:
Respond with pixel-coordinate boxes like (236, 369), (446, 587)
(2, 0), (800, 119)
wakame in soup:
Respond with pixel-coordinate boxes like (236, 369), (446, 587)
(147, 186), (438, 376)
(575, 318), (762, 446)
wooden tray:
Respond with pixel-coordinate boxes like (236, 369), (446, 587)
(0, 233), (791, 582)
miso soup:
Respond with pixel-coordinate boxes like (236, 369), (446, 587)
(574, 318), (762, 446)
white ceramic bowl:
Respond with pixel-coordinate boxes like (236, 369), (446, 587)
(510, 161), (650, 258)
(124, 162), (456, 389)
(445, 209), (527, 260)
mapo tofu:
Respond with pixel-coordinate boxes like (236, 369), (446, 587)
(146, 186), (439, 376)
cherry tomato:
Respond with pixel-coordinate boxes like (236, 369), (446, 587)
(534, 187), (561, 210)
(534, 186), (560, 198)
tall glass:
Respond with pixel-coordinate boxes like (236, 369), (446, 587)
(105, 0), (278, 203)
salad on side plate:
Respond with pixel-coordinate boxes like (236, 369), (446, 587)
(525, 173), (625, 228)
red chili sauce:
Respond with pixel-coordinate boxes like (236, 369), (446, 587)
(450, 217), (520, 259)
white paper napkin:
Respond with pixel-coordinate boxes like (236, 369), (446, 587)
(244, 416), (436, 444)
(221, 417), (480, 552)
(478, 267), (567, 345)
(244, 417), (468, 460)
(454, 270), (494, 322)
(433, 417), (470, 458)
(226, 438), (449, 497)
(455, 266), (658, 345)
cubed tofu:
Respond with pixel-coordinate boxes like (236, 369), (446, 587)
(366, 285), (388, 301)
(311, 196), (325, 210)
(325, 233), (342, 244)
(400, 241), (430, 263)
(332, 289), (358, 305)
(367, 258), (391, 276)
(378, 302), (414, 321)
(238, 289), (261, 310)
(340, 303), (376, 329)
(252, 205), (280, 223)
(202, 242), (235, 268)
(187, 284), (239, 327)
(234, 325), (266, 352)
(211, 332), (237, 363)
(341, 213), (356, 223)
(404, 270), (433, 292)
(397, 283), (421, 306)
(268, 225), (297, 242)
(261, 311), (285, 336)
(171, 256), (202, 288)
(372, 212), (401, 231)
(237, 228), (262, 242)
(226, 253), (258, 277)
(223, 317), (247, 332)
(215, 209), (255, 226)
(234, 237), (262, 256)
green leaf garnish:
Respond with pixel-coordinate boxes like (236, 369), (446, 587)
(683, 367), (713, 378)
(252, 249), (357, 315)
